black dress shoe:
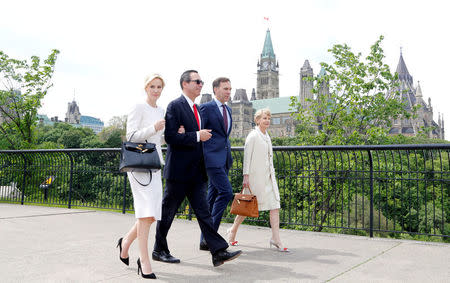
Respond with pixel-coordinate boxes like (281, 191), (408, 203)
(199, 240), (209, 251)
(212, 249), (242, 267)
(152, 250), (180, 263)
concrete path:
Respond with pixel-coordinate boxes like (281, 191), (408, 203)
(1, 203), (449, 282)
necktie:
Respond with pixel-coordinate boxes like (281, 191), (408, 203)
(222, 104), (228, 132)
(193, 104), (200, 129)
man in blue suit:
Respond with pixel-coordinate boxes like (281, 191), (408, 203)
(152, 70), (241, 267)
(198, 77), (234, 250)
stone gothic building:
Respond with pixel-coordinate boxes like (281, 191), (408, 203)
(65, 100), (104, 134)
(38, 100), (104, 134)
(389, 52), (445, 139)
(65, 100), (81, 124)
(199, 29), (445, 140)
(256, 30), (279, 100)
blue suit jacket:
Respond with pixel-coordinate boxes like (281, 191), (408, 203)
(199, 100), (233, 169)
(163, 95), (207, 182)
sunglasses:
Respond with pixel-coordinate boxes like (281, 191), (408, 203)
(189, 79), (204, 85)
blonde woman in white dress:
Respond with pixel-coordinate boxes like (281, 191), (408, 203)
(227, 108), (289, 252)
(116, 74), (166, 279)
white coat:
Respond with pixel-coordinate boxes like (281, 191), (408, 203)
(242, 127), (280, 211)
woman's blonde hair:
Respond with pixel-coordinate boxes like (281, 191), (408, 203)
(254, 108), (271, 124)
(144, 74), (165, 89)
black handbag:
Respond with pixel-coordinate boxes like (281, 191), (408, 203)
(119, 132), (161, 186)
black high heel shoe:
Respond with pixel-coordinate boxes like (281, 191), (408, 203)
(137, 258), (156, 279)
(116, 238), (129, 266)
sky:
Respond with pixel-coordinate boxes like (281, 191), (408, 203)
(1, 0), (449, 138)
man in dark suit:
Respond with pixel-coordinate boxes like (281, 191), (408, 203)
(152, 70), (242, 267)
(198, 77), (235, 250)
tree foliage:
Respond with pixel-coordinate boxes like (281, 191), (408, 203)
(98, 115), (127, 148)
(35, 123), (103, 149)
(291, 36), (416, 145)
(0, 49), (59, 149)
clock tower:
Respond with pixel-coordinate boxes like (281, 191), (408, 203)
(256, 29), (279, 100)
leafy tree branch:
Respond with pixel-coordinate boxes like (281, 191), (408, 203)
(0, 49), (59, 149)
(291, 36), (413, 145)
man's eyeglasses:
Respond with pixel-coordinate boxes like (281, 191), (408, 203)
(189, 79), (204, 85)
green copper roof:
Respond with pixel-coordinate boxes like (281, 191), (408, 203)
(37, 114), (50, 122)
(37, 114), (55, 125)
(80, 115), (104, 125)
(261, 29), (275, 58)
(252, 96), (295, 114)
(318, 67), (327, 77)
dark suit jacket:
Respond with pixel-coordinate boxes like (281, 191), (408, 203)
(199, 100), (233, 169)
(163, 95), (207, 182)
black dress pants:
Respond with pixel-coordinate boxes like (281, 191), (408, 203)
(154, 179), (228, 254)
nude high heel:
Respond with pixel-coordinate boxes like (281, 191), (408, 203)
(269, 239), (290, 252)
(226, 228), (239, 246)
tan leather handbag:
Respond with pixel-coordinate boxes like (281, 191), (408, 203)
(230, 186), (259, 218)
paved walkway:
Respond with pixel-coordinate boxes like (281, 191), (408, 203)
(1, 203), (449, 282)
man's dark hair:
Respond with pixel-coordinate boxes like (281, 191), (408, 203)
(180, 70), (198, 90)
(212, 77), (230, 94)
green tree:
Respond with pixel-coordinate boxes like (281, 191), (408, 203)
(57, 126), (97, 148)
(0, 49), (59, 149)
(98, 115), (126, 147)
(291, 36), (414, 145)
(102, 129), (122, 148)
(36, 123), (72, 145)
(36, 122), (101, 148)
(285, 36), (426, 232)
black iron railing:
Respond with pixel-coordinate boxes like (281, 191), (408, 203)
(1, 145), (448, 239)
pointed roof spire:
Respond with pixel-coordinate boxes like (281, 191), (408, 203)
(261, 29), (275, 58)
(233, 89), (249, 102)
(300, 60), (313, 75)
(302, 60), (311, 69)
(415, 81), (423, 98)
(251, 88), (256, 101)
(396, 49), (413, 84)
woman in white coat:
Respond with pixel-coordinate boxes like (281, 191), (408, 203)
(227, 108), (289, 252)
(116, 74), (166, 279)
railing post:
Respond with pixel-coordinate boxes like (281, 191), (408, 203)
(368, 150), (374, 238)
(68, 152), (74, 209)
(20, 153), (27, 205)
(188, 205), (193, 221)
(122, 173), (127, 214)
